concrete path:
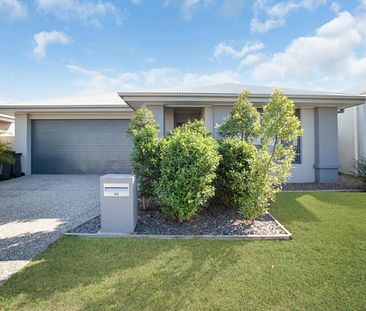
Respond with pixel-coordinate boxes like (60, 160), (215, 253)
(0, 175), (100, 285)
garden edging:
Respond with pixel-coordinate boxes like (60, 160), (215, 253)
(65, 213), (292, 240)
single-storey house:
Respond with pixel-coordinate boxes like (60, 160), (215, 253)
(0, 83), (365, 183)
(338, 84), (366, 173)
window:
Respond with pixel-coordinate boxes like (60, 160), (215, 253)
(293, 109), (301, 164)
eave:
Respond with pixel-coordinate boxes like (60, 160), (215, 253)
(118, 92), (366, 110)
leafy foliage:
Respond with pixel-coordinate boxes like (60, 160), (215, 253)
(127, 108), (162, 206)
(218, 90), (260, 142)
(0, 141), (15, 165)
(216, 138), (257, 208)
(352, 157), (366, 183)
(156, 120), (220, 222)
(218, 89), (303, 222)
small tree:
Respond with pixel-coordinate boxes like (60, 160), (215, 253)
(156, 120), (220, 222)
(127, 108), (161, 208)
(218, 90), (260, 142)
(218, 89), (303, 224)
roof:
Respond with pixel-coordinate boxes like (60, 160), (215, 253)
(125, 83), (350, 96)
(119, 83), (366, 110)
(0, 92), (132, 115)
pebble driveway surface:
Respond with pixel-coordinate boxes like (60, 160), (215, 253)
(0, 175), (100, 285)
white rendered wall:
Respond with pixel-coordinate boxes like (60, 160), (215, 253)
(203, 106), (214, 134)
(14, 113), (31, 175)
(147, 105), (164, 137)
(164, 108), (174, 135)
(289, 108), (315, 183)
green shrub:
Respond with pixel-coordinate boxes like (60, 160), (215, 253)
(218, 89), (303, 223)
(218, 90), (260, 142)
(127, 108), (162, 208)
(156, 120), (220, 222)
(216, 138), (257, 208)
(352, 157), (366, 183)
(0, 142), (14, 165)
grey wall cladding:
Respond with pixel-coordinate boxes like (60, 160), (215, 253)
(31, 119), (132, 174)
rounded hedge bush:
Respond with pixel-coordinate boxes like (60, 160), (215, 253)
(216, 138), (257, 209)
(156, 120), (220, 222)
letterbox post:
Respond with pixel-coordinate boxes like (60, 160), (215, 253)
(100, 174), (137, 233)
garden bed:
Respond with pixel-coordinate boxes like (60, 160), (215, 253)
(283, 174), (365, 191)
(68, 205), (291, 240)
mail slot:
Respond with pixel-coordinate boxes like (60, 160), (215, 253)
(103, 183), (129, 197)
(100, 174), (137, 233)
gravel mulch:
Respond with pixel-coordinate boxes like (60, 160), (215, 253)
(283, 174), (365, 191)
(69, 205), (287, 236)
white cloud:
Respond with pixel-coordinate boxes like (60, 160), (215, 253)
(249, 10), (366, 88)
(143, 67), (179, 84)
(214, 41), (264, 59)
(250, 18), (285, 33)
(67, 64), (139, 92)
(67, 64), (240, 92)
(239, 52), (266, 67)
(33, 31), (71, 58)
(179, 0), (214, 20)
(0, 0), (27, 19)
(182, 71), (239, 85)
(251, 0), (327, 33)
(330, 2), (340, 13)
(268, 0), (326, 18)
(35, 0), (122, 26)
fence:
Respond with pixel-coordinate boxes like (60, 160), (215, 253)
(0, 136), (14, 149)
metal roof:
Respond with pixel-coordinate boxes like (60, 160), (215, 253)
(119, 83), (366, 110)
(120, 83), (356, 97)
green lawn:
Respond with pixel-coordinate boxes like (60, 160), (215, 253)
(1, 192), (366, 311)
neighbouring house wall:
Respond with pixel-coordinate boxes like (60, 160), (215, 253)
(358, 104), (366, 159)
(314, 107), (339, 183)
(338, 107), (357, 173)
(0, 120), (13, 132)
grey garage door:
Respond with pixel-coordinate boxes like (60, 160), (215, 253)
(31, 119), (132, 174)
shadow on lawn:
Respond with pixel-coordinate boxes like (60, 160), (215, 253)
(271, 193), (320, 224)
(0, 237), (245, 310)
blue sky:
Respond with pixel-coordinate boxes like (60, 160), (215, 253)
(0, 0), (366, 101)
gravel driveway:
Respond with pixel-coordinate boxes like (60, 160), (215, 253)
(0, 175), (100, 285)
